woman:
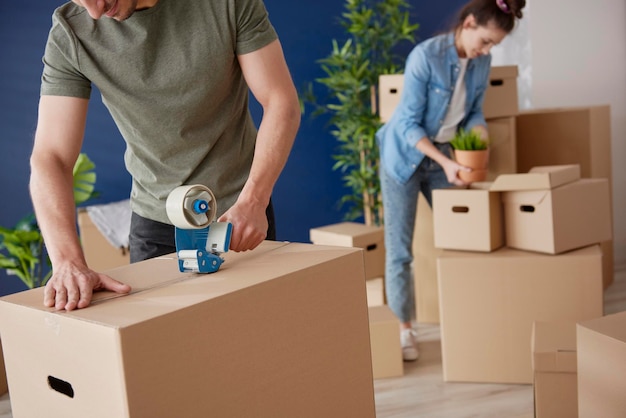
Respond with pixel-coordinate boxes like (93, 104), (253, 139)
(377, 0), (526, 361)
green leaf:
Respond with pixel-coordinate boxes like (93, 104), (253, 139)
(73, 153), (97, 205)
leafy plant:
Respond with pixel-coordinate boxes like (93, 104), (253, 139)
(0, 153), (97, 288)
(450, 128), (489, 151)
(302, 0), (419, 226)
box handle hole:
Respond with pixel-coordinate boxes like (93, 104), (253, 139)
(366, 244), (377, 251)
(452, 206), (469, 213)
(490, 79), (504, 86)
(390, 88), (398, 94)
(520, 205), (535, 213)
(48, 376), (75, 398)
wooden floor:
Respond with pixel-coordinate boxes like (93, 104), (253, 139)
(1, 266), (624, 418)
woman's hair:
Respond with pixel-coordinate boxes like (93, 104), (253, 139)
(455, 0), (526, 33)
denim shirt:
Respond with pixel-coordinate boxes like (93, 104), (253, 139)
(377, 32), (492, 184)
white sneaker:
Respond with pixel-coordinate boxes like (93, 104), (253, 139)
(400, 328), (419, 361)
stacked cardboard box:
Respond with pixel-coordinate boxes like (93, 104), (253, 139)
(0, 241), (377, 417)
(577, 311), (626, 417)
(532, 321), (578, 418)
(309, 222), (401, 379)
(434, 165), (611, 383)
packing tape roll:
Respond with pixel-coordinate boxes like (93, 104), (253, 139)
(165, 184), (217, 229)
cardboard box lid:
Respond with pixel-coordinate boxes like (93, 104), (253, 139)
(532, 321), (577, 373)
(0, 241), (362, 328)
(578, 311), (626, 344)
(490, 164), (581, 191)
(489, 65), (518, 80)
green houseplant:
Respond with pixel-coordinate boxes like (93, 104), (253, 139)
(0, 153), (97, 288)
(303, 0), (419, 226)
(450, 128), (490, 183)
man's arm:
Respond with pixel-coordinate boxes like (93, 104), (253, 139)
(218, 39), (300, 251)
(30, 95), (131, 311)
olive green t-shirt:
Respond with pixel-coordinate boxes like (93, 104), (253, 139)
(41, 0), (278, 224)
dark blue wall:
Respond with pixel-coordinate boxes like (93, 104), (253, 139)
(0, 0), (465, 296)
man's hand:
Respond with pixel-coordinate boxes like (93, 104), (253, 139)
(217, 200), (267, 252)
(43, 263), (131, 311)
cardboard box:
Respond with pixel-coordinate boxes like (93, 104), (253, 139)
(368, 305), (403, 379)
(490, 164), (581, 191)
(310, 222), (384, 280)
(577, 311), (626, 418)
(501, 178), (612, 255)
(412, 117), (518, 323)
(485, 116), (517, 180)
(483, 65), (519, 119)
(0, 341), (7, 397)
(413, 194), (445, 324)
(77, 208), (130, 272)
(438, 245), (603, 384)
(378, 66), (518, 123)
(432, 183), (504, 252)
(532, 321), (578, 418)
(0, 241), (376, 418)
(366, 277), (385, 307)
(515, 105), (614, 287)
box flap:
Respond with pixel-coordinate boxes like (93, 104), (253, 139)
(532, 321), (577, 373)
(490, 164), (581, 191)
(500, 189), (549, 206)
(578, 311), (626, 344)
(310, 222), (383, 248)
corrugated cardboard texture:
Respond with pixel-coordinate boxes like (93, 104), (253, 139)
(309, 222), (385, 280)
(515, 106), (614, 288)
(577, 311), (626, 418)
(502, 178), (612, 254)
(532, 321), (578, 418)
(0, 241), (376, 418)
(368, 305), (403, 379)
(432, 187), (504, 252)
(438, 245), (603, 384)
(77, 209), (130, 272)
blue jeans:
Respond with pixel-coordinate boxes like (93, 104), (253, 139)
(380, 143), (453, 323)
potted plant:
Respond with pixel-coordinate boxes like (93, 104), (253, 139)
(0, 153), (97, 288)
(450, 128), (490, 183)
(302, 0), (419, 226)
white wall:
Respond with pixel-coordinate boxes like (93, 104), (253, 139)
(492, 0), (626, 269)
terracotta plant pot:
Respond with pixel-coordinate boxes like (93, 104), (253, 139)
(454, 149), (489, 183)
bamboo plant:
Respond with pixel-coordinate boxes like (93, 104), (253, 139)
(303, 0), (419, 226)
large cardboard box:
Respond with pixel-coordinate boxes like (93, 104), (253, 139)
(499, 176), (612, 255)
(532, 321), (578, 418)
(432, 183), (504, 252)
(577, 311), (626, 418)
(368, 305), (403, 379)
(438, 245), (603, 384)
(0, 241), (376, 418)
(483, 66), (519, 119)
(310, 222), (384, 281)
(0, 341), (7, 397)
(515, 105), (614, 287)
(413, 194), (444, 324)
(77, 208), (130, 272)
(378, 66), (518, 123)
(412, 115), (517, 323)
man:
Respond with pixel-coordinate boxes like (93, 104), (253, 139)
(30, 0), (300, 311)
